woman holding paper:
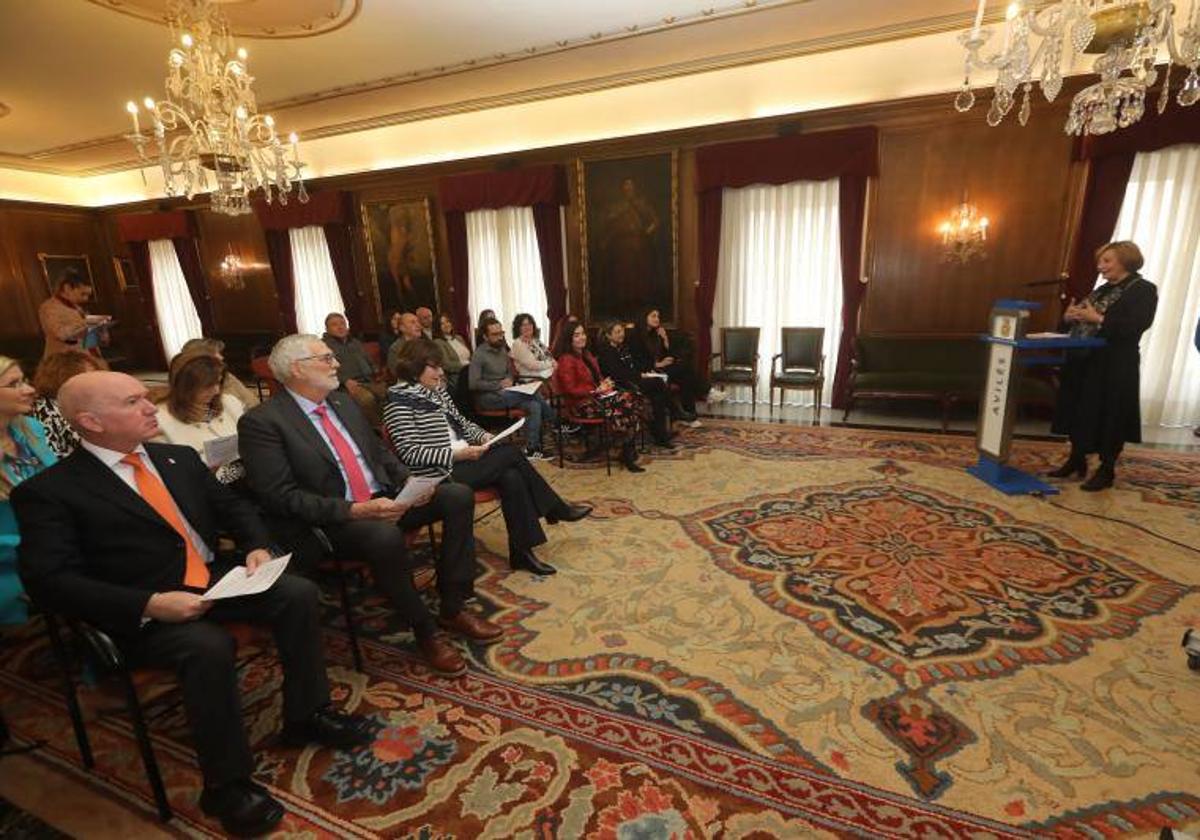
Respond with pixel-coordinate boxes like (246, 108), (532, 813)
(1050, 240), (1158, 491)
(154, 353), (246, 485)
(384, 340), (591, 577)
(595, 321), (675, 449)
(552, 322), (646, 473)
(510, 313), (557, 380)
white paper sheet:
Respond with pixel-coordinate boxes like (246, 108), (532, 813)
(202, 553), (291, 601)
(641, 372), (668, 380)
(504, 380), (543, 395)
(202, 434), (240, 467)
(1025, 332), (1070, 339)
(394, 475), (446, 506)
(485, 417), (525, 448)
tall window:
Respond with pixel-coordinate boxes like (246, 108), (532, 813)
(466, 206), (549, 333)
(713, 180), (843, 404)
(147, 239), (203, 359)
(289, 225), (346, 336)
(1110, 144), (1200, 427)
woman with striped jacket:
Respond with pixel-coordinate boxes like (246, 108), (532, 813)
(383, 339), (591, 577)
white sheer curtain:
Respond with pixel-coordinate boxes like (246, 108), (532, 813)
(289, 225), (346, 336)
(147, 238), (203, 359)
(466, 206), (549, 333)
(1110, 144), (1200, 427)
(713, 180), (843, 405)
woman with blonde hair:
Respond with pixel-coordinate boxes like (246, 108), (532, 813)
(1049, 240), (1158, 491)
(154, 353), (246, 484)
(0, 355), (57, 624)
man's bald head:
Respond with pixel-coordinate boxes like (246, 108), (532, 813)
(59, 371), (160, 451)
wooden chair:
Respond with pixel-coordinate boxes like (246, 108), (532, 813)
(555, 402), (612, 475)
(250, 355), (281, 400)
(770, 327), (825, 423)
(709, 327), (761, 415)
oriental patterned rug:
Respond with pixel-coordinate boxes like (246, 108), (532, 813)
(1, 420), (1198, 838)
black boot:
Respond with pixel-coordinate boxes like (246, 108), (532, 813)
(1048, 450), (1087, 479)
(622, 440), (645, 473)
(1081, 463), (1114, 492)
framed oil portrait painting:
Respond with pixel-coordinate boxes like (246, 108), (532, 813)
(113, 256), (138, 290)
(361, 197), (439, 320)
(577, 151), (678, 324)
(37, 254), (97, 301)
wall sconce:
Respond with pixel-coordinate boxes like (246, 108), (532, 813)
(938, 194), (989, 264)
(218, 243), (246, 291)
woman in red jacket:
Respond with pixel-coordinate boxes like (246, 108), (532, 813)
(553, 321), (645, 472)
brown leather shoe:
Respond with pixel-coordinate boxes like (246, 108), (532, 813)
(438, 610), (505, 643)
(417, 635), (467, 676)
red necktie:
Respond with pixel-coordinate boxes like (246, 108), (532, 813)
(120, 454), (210, 588)
(313, 404), (372, 502)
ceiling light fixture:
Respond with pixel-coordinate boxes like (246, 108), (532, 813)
(123, 0), (308, 215)
(954, 0), (1199, 134)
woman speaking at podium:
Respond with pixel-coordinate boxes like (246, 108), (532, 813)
(1049, 241), (1157, 491)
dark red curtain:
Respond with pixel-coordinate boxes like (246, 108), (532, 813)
(444, 211), (471, 341)
(262, 229), (299, 334)
(171, 216), (215, 336)
(693, 126), (879, 407)
(116, 210), (190, 243)
(1067, 105), (1200, 305)
(438, 165), (569, 337)
(252, 191), (355, 333)
(834, 174), (869, 407)
(126, 239), (166, 368)
(531, 203), (567, 328)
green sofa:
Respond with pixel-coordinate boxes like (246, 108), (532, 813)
(842, 335), (1056, 431)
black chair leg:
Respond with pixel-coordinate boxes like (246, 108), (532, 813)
(118, 671), (172, 822)
(334, 557), (365, 673)
(604, 420), (612, 476)
(43, 614), (93, 769)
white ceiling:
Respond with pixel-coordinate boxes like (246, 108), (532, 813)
(0, 0), (984, 175)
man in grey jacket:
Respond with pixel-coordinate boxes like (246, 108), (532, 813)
(469, 317), (557, 459)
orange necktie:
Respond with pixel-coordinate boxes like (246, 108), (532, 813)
(120, 453), (210, 588)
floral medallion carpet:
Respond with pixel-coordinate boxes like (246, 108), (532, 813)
(1, 420), (1198, 838)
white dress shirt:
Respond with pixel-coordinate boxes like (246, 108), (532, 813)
(79, 438), (214, 564)
(286, 389), (383, 499)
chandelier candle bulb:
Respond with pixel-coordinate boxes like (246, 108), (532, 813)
(972, 0), (987, 38)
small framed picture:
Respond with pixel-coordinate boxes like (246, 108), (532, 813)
(113, 256), (139, 290)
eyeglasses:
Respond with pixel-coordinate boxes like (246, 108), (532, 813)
(0, 376), (30, 389)
(297, 353), (336, 365)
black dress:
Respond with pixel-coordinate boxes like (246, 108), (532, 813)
(630, 328), (702, 415)
(1051, 275), (1158, 460)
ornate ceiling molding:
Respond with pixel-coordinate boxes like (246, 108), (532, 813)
(7, 6), (990, 177)
(83, 0), (360, 39)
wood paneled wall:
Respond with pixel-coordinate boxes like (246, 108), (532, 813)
(1, 86), (1090, 370)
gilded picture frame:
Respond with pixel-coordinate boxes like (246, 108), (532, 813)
(37, 253), (97, 302)
(577, 151), (678, 325)
(112, 256), (138, 290)
(361, 196), (439, 320)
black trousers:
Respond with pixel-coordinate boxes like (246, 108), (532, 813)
(323, 482), (475, 637)
(661, 361), (700, 413)
(121, 573), (330, 789)
(634, 378), (672, 443)
(451, 444), (563, 555)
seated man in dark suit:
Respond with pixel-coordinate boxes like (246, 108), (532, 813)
(238, 334), (503, 679)
(11, 371), (372, 838)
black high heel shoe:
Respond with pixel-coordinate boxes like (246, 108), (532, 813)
(1080, 465), (1114, 492)
(1047, 457), (1087, 479)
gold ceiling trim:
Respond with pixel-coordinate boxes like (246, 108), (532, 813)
(82, 0), (361, 39)
(6, 9), (990, 178)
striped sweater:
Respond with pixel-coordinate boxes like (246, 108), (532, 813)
(382, 383), (488, 477)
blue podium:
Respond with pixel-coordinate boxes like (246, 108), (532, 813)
(966, 300), (1104, 495)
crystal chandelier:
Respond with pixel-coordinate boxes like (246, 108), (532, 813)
(123, 0), (309, 215)
(938, 196), (990, 263)
(954, 0), (1200, 135)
